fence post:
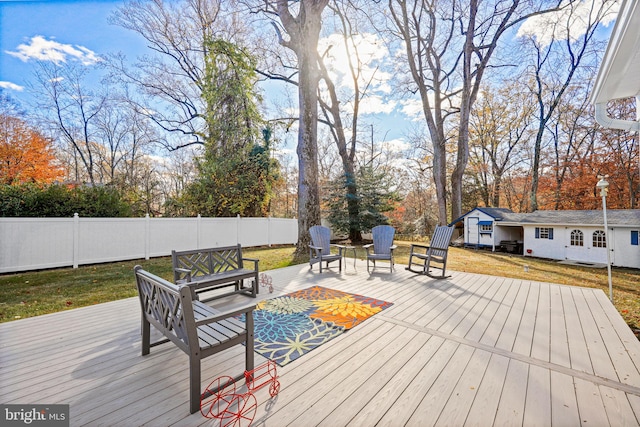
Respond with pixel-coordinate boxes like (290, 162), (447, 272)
(237, 214), (241, 245)
(197, 214), (202, 249)
(268, 216), (272, 247)
(145, 214), (150, 260)
(73, 213), (79, 268)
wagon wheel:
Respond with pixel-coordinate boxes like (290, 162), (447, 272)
(220, 392), (258, 427)
(200, 376), (237, 419)
(269, 380), (281, 397)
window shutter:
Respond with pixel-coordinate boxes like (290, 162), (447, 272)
(535, 227), (540, 239)
(549, 228), (554, 240)
(632, 230), (639, 246)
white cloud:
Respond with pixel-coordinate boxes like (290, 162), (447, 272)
(319, 32), (393, 101)
(0, 81), (24, 91)
(348, 95), (397, 115)
(400, 98), (424, 121)
(517, 0), (620, 46)
(6, 35), (101, 66)
(383, 137), (410, 153)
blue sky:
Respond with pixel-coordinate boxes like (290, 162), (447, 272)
(0, 0), (620, 155)
(1, 0), (147, 101)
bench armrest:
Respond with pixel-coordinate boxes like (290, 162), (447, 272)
(242, 257), (259, 271)
(174, 267), (192, 282)
(195, 304), (257, 327)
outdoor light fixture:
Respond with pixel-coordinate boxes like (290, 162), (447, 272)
(596, 175), (613, 303)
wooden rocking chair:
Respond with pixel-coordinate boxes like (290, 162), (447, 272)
(406, 225), (454, 278)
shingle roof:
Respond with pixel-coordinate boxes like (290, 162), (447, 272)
(454, 207), (640, 227)
(454, 208), (640, 227)
(499, 209), (640, 226)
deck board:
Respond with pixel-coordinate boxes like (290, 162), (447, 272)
(1, 261), (639, 426)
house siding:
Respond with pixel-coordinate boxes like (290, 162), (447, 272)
(524, 225), (606, 264)
(612, 226), (640, 268)
(463, 210), (497, 249)
(523, 224), (639, 268)
(456, 208), (640, 269)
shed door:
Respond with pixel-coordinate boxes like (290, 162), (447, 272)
(467, 217), (479, 246)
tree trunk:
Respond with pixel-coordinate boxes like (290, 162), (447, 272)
(295, 50), (322, 255)
(274, 0), (329, 258)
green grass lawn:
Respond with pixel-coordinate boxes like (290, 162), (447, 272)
(1, 243), (638, 339)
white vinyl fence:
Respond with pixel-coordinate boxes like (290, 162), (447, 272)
(0, 214), (298, 274)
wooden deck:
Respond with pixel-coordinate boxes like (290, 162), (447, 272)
(2, 261), (639, 426)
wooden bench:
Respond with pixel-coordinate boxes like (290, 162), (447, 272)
(406, 225), (455, 278)
(171, 244), (259, 303)
(134, 266), (255, 414)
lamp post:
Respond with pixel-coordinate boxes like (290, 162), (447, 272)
(596, 175), (613, 303)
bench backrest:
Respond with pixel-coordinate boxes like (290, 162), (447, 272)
(309, 225), (332, 253)
(371, 225), (395, 255)
(429, 226), (454, 257)
(172, 244), (244, 281)
(134, 266), (196, 354)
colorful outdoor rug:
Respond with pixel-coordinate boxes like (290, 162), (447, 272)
(249, 286), (393, 366)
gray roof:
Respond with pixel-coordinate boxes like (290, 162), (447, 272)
(501, 209), (640, 227)
(455, 207), (640, 227)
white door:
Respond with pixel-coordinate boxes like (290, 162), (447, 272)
(467, 217), (479, 246)
(565, 228), (592, 263)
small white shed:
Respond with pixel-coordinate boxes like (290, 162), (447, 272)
(451, 207), (523, 251)
(453, 208), (640, 269)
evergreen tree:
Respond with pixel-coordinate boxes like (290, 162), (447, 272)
(326, 165), (400, 236)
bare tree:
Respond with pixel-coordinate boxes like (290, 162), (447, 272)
(522, 0), (617, 211)
(93, 96), (161, 186)
(546, 84), (598, 209)
(316, 1), (396, 241)
(387, 0), (566, 223)
(31, 61), (106, 185)
(257, 0), (329, 256)
(108, 0), (227, 149)
(469, 81), (535, 207)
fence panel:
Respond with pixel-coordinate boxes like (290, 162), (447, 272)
(148, 218), (199, 257)
(199, 218), (239, 248)
(78, 218), (146, 265)
(0, 216), (297, 274)
(0, 218), (75, 272)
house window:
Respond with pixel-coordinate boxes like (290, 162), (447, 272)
(535, 227), (554, 239)
(480, 224), (493, 233)
(570, 230), (583, 247)
(632, 230), (639, 246)
(593, 230), (607, 248)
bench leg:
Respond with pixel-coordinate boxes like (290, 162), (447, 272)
(253, 273), (258, 296)
(189, 357), (201, 414)
(141, 317), (151, 356)
(246, 311), (255, 373)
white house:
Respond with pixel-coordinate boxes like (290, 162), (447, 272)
(590, 0), (640, 133)
(451, 208), (640, 269)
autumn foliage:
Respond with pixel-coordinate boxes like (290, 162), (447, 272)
(0, 113), (63, 185)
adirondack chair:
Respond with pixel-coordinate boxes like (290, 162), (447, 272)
(309, 225), (344, 273)
(406, 225), (455, 278)
(363, 225), (397, 272)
